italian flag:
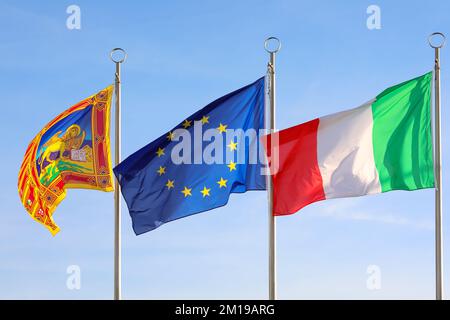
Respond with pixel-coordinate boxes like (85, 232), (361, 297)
(265, 72), (435, 215)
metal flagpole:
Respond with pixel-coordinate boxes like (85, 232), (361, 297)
(265, 37), (281, 300)
(110, 48), (127, 300)
(428, 32), (446, 300)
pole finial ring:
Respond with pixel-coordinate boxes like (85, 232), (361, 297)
(110, 48), (127, 63)
(428, 32), (446, 49)
(264, 37), (281, 53)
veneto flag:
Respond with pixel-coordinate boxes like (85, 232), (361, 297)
(18, 87), (114, 235)
(264, 72), (434, 215)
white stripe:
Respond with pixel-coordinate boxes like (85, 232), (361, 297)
(317, 101), (381, 199)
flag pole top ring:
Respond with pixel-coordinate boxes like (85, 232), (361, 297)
(110, 48), (127, 63)
(264, 37), (281, 53)
(428, 32), (446, 49)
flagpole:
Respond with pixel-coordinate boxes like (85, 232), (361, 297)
(265, 37), (281, 300)
(110, 48), (127, 300)
(428, 32), (446, 300)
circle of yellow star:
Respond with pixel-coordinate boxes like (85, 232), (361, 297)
(157, 166), (166, 176)
(217, 123), (227, 133)
(181, 186), (192, 197)
(167, 131), (175, 141)
(156, 147), (165, 157)
(200, 186), (211, 197)
(217, 177), (228, 188)
(227, 140), (238, 151)
(227, 161), (237, 172)
(166, 179), (174, 190)
(182, 119), (192, 128)
(200, 115), (209, 124)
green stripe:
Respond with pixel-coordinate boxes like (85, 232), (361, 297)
(372, 72), (434, 192)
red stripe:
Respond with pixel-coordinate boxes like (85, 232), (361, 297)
(63, 173), (91, 184)
(28, 185), (35, 203)
(266, 118), (325, 215)
(97, 142), (106, 167)
(96, 108), (105, 136)
(19, 171), (29, 195)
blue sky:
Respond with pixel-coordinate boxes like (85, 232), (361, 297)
(0, 0), (449, 299)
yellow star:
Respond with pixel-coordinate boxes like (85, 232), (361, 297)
(217, 177), (228, 188)
(201, 115), (209, 124)
(156, 147), (165, 157)
(200, 186), (211, 197)
(165, 179), (174, 190)
(181, 186), (192, 197)
(227, 140), (238, 151)
(217, 123), (227, 133)
(182, 119), (192, 128)
(157, 166), (166, 176)
(167, 131), (175, 141)
(227, 161), (237, 172)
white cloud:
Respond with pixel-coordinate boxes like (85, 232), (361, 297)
(312, 198), (434, 230)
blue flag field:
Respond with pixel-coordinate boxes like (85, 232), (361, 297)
(114, 77), (267, 234)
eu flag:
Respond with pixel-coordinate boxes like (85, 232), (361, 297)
(114, 77), (266, 234)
